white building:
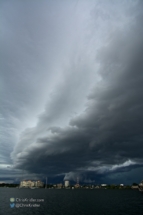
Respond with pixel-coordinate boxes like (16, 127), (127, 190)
(101, 184), (107, 187)
(20, 180), (43, 188)
(64, 180), (69, 187)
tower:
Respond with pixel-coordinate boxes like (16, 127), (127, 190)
(45, 177), (48, 189)
(64, 180), (69, 187)
(77, 177), (79, 185)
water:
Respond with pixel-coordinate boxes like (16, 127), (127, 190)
(1, 188), (143, 215)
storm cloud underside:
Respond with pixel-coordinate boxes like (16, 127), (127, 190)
(1, 0), (143, 184)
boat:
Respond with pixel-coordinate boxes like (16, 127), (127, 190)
(138, 180), (143, 192)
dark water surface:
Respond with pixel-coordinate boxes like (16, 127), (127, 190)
(1, 188), (143, 215)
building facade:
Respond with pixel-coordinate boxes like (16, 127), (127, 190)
(20, 180), (43, 188)
(57, 183), (63, 188)
(101, 184), (107, 187)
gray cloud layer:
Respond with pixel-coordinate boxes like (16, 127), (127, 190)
(1, 0), (143, 184)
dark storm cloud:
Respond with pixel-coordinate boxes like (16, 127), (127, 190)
(1, 0), (143, 183)
(13, 4), (143, 182)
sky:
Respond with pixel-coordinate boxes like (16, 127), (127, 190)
(0, 0), (143, 185)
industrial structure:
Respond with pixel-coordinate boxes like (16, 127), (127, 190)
(74, 177), (80, 188)
(64, 180), (69, 187)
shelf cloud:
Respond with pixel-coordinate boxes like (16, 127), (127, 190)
(1, 0), (143, 184)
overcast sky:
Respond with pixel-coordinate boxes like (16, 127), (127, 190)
(1, 0), (143, 185)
